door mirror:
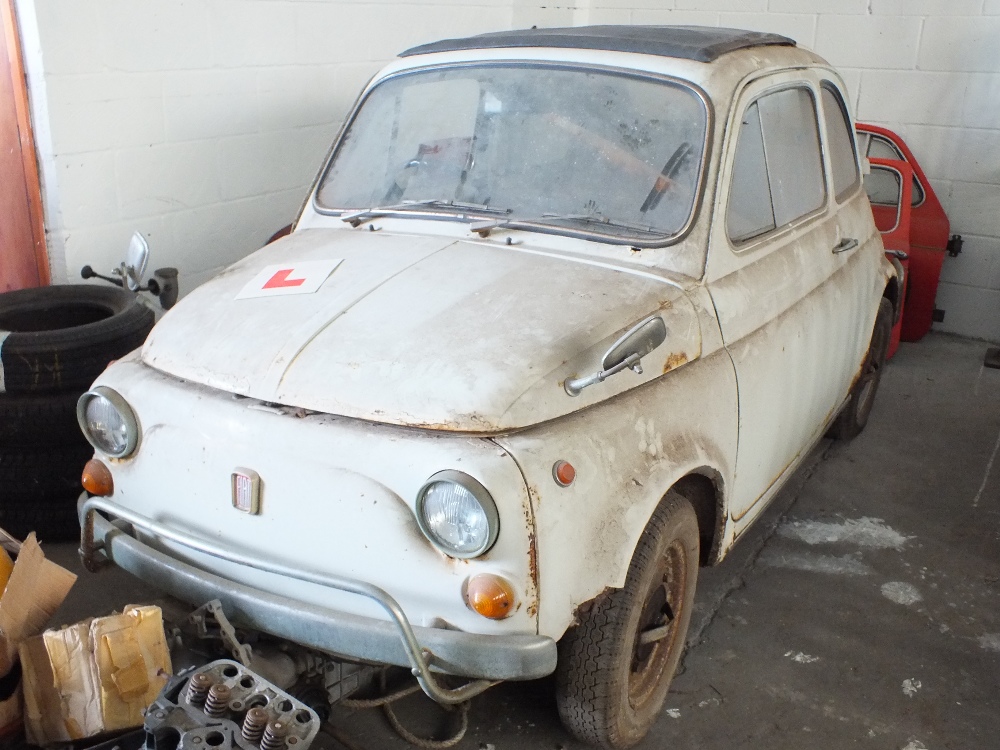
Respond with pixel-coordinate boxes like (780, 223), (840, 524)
(565, 315), (667, 396)
(603, 316), (667, 371)
(124, 231), (150, 292)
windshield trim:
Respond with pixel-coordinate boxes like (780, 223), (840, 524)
(311, 60), (714, 248)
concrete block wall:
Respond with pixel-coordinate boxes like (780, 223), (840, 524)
(15, 0), (1000, 341)
(16, 0), (555, 290)
(577, 0), (1000, 341)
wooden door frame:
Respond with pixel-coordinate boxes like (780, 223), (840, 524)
(1, 0), (48, 285)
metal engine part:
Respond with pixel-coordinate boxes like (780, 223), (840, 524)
(143, 660), (320, 750)
(166, 599), (382, 713)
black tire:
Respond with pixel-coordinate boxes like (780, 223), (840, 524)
(0, 445), (92, 542)
(0, 391), (85, 448)
(0, 493), (83, 542)
(0, 284), (154, 395)
(830, 297), (893, 440)
(0, 444), (92, 495)
(555, 491), (699, 749)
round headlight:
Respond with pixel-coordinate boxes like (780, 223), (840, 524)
(415, 471), (499, 559)
(76, 387), (139, 458)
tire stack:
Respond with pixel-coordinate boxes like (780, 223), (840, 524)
(0, 285), (155, 541)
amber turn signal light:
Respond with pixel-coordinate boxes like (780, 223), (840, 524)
(81, 458), (114, 496)
(553, 460), (576, 487)
(466, 574), (516, 620)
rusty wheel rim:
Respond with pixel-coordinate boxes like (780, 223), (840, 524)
(627, 539), (688, 708)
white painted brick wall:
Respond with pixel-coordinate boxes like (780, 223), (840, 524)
(15, 0), (1000, 341)
(17, 0), (516, 289)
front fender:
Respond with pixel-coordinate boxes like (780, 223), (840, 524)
(496, 346), (738, 640)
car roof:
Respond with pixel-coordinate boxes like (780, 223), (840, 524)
(400, 25), (796, 63)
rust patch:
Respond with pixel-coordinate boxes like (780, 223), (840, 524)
(570, 587), (614, 627)
(403, 412), (504, 435)
(527, 528), (538, 591)
(527, 484), (540, 506)
(662, 352), (688, 374)
(521, 491), (540, 618)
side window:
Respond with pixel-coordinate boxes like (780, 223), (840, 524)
(867, 135), (903, 161)
(858, 131), (925, 206)
(866, 166), (902, 209)
(727, 103), (774, 241)
(727, 86), (826, 244)
(820, 84), (860, 202)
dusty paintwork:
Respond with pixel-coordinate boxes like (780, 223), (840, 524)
(496, 346), (738, 637)
(91, 351), (539, 635)
(142, 231), (700, 432)
(79, 30), (895, 688)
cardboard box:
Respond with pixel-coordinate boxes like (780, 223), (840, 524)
(21, 605), (172, 745)
(0, 533), (77, 677)
(20, 635), (66, 745)
(0, 529), (77, 740)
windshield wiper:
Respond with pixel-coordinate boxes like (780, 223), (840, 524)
(340, 200), (435, 227)
(470, 213), (663, 238)
(341, 200), (509, 227)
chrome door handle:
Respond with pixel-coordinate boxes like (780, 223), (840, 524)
(832, 238), (859, 254)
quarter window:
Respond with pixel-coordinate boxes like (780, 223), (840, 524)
(821, 84), (860, 202)
(727, 87), (826, 243)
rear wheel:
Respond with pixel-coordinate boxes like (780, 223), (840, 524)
(555, 491), (699, 749)
(830, 297), (893, 440)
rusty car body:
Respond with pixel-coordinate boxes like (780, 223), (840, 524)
(77, 26), (897, 748)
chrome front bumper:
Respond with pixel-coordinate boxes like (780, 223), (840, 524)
(79, 495), (557, 704)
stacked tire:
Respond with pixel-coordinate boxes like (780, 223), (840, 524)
(0, 285), (154, 541)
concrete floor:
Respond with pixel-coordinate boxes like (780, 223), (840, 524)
(32, 332), (1000, 750)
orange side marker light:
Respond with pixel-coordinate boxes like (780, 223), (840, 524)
(466, 574), (516, 620)
(82, 458), (114, 496)
(553, 460), (576, 487)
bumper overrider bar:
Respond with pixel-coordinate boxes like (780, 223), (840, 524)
(78, 495), (557, 705)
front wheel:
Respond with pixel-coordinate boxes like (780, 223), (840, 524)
(555, 491), (699, 749)
(830, 297), (893, 440)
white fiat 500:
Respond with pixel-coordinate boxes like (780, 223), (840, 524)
(78, 26), (897, 749)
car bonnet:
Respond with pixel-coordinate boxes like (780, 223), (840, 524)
(141, 228), (700, 432)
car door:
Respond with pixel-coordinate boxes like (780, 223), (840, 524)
(706, 71), (875, 531)
(856, 123), (952, 341)
(867, 157), (914, 360)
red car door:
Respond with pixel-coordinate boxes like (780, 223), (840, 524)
(868, 157), (912, 359)
(856, 123), (958, 342)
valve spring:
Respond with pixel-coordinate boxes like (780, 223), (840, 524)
(260, 720), (289, 750)
(242, 706), (270, 744)
(186, 672), (214, 706)
(204, 683), (232, 718)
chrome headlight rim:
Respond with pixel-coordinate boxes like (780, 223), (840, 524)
(415, 470), (500, 559)
(76, 386), (139, 459)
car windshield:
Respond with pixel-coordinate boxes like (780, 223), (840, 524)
(316, 64), (708, 243)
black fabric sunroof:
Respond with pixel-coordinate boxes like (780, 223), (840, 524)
(401, 25), (796, 63)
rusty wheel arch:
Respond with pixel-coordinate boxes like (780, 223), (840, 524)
(670, 470), (725, 567)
